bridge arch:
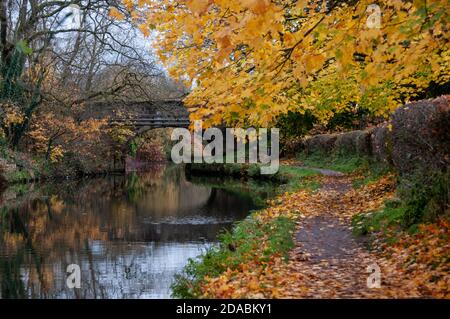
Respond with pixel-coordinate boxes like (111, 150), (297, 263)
(85, 99), (191, 134)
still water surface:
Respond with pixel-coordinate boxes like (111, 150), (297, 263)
(0, 165), (274, 298)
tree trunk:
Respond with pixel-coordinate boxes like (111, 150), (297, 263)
(0, 0), (9, 65)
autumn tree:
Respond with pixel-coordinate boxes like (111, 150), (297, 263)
(0, 0), (172, 149)
(124, 0), (449, 128)
(26, 104), (107, 163)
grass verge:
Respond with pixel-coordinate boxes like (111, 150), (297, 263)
(352, 199), (406, 240)
(188, 163), (321, 193)
(171, 216), (295, 298)
(296, 151), (391, 188)
(352, 170), (449, 239)
(174, 155), (379, 298)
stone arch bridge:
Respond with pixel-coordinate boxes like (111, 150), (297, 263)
(85, 99), (190, 133)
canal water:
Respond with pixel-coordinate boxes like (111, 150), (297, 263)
(0, 165), (275, 298)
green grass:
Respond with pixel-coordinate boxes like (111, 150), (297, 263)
(351, 198), (434, 247)
(297, 151), (391, 188)
(297, 151), (370, 173)
(5, 169), (33, 183)
(7, 183), (34, 196)
(352, 199), (406, 237)
(353, 169), (449, 240)
(171, 216), (295, 298)
(351, 162), (391, 189)
(277, 166), (321, 192)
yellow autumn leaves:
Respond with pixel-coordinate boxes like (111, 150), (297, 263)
(0, 101), (25, 142)
(115, 0), (450, 127)
(109, 7), (125, 20)
(27, 111), (107, 163)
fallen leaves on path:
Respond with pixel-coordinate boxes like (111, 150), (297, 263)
(200, 174), (449, 299)
(374, 219), (450, 298)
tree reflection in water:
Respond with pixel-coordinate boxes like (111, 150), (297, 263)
(0, 165), (273, 298)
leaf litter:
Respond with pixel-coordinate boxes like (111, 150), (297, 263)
(200, 172), (449, 298)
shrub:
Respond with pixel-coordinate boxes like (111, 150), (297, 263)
(325, 106), (374, 131)
(391, 95), (449, 176)
(333, 130), (372, 156)
(370, 124), (393, 166)
(389, 96), (449, 224)
(303, 134), (337, 154)
(281, 136), (304, 157)
(277, 111), (315, 138)
(355, 130), (372, 156)
(277, 111), (315, 157)
(399, 170), (449, 226)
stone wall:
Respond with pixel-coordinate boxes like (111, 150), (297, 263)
(299, 95), (449, 176)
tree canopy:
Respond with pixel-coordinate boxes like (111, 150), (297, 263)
(122, 0), (449, 127)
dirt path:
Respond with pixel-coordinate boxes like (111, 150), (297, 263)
(287, 170), (420, 298)
(297, 166), (346, 177)
(289, 173), (373, 297)
(200, 167), (433, 298)
(295, 168), (356, 264)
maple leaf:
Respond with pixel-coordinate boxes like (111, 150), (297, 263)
(242, 0), (271, 14)
(186, 0), (210, 15)
(120, 0), (449, 127)
(109, 7), (125, 20)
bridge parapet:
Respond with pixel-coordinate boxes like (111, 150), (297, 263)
(111, 116), (190, 128)
(85, 99), (190, 129)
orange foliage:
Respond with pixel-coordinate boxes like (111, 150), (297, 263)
(121, 0), (449, 127)
(200, 173), (448, 298)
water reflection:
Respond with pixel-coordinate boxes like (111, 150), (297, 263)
(0, 165), (269, 299)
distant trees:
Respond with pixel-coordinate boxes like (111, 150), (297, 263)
(0, 0), (186, 151)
